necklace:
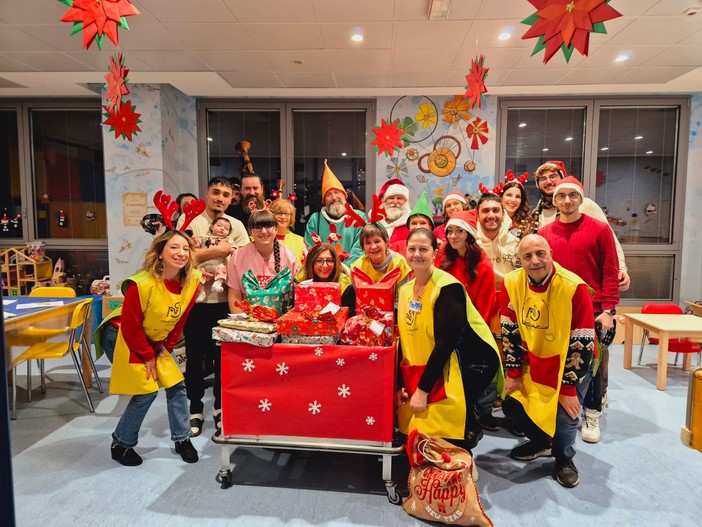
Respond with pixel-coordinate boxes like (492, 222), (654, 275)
(413, 281), (427, 301)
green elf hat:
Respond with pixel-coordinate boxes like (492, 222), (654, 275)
(406, 192), (434, 229)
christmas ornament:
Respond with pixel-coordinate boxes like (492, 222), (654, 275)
(59, 0), (141, 50)
(521, 0), (623, 64)
(58, 210), (68, 228)
(102, 100), (142, 141)
(11, 215), (21, 229)
(370, 118), (405, 157)
(104, 53), (129, 113)
(464, 55), (489, 110)
(1, 210), (8, 232)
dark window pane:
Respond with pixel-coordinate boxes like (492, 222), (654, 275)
(619, 255), (675, 300)
(30, 109), (105, 239)
(44, 248), (110, 296)
(0, 109), (23, 239)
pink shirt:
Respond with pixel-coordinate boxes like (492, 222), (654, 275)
(226, 242), (300, 292)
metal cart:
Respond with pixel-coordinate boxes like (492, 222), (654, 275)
(213, 341), (405, 503)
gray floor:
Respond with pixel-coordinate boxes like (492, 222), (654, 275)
(9, 344), (702, 527)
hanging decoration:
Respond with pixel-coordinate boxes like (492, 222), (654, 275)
(370, 118), (406, 157)
(521, 0), (623, 64)
(58, 210), (68, 228)
(464, 55), (489, 110)
(102, 100), (142, 141)
(59, 0), (141, 50)
(104, 53), (130, 113)
(11, 215), (21, 230)
(1, 210), (8, 232)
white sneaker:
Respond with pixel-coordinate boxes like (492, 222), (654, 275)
(581, 409), (601, 443)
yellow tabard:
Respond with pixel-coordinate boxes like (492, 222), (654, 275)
(502, 264), (582, 436)
(397, 268), (502, 439)
(351, 252), (412, 284)
(109, 270), (200, 396)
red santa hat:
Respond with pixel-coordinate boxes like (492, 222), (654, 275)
(552, 176), (584, 199)
(378, 178), (409, 201)
(445, 210), (477, 238)
(441, 190), (467, 208)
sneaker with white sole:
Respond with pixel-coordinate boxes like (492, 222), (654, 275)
(581, 409), (601, 443)
(510, 440), (552, 461)
(555, 458), (580, 488)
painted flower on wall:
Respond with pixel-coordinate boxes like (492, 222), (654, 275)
(59, 0), (141, 50)
(370, 118), (405, 157)
(415, 103), (438, 129)
(441, 96), (472, 123)
(466, 117), (489, 151)
(386, 158), (408, 179)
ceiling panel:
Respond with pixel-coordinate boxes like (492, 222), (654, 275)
(327, 50), (392, 71)
(139, 0), (236, 23)
(195, 51), (272, 71)
(131, 51), (212, 71)
(224, 0), (317, 23)
(311, 0), (395, 22)
(394, 21), (470, 49)
(644, 45), (702, 66)
(276, 70), (336, 88)
(392, 48), (458, 71)
(334, 71), (391, 88)
(240, 24), (324, 50)
(614, 65), (699, 84)
(0, 26), (61, 52)
(220, 70), (284, 88)
(163, 23), (248, 51)
(319, 22), (393, 50)
(2, 52), (95, 72)
(263, 50), (329, 71)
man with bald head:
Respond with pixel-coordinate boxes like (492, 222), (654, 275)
(499, 234), (595, 488)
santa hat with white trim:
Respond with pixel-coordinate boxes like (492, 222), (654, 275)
(441, 190), (467, 208)
(552, 176), (584, 200)
(378, 178), (409, 201)
(445, 210), (477, 238)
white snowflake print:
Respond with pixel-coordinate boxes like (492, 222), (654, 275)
(337, 384), (351, 398)
(308, 400), (322, 415)
(336, 358), (345, 367)
(366, 416), (375, 425)
(242, 359), (255, 372)
(314, 347), (324, 356)
(368, 352), (378, 362)
(258, 399), (272, 412)
(410, 500), (417, 512)
(276, 362), (289, 375)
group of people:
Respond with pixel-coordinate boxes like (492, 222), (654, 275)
(104, 158), (629, 491)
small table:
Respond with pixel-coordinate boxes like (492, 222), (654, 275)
(623, 313), (702, 390)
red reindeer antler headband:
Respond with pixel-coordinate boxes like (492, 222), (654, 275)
(343, 194), (386, 229)
(248, 199), (273, 214)
(154, 190), (205, 232)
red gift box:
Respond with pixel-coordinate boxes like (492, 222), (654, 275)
(277, 307), (349, 336)
(220, 342), (395, 442)
(294, 281), (341, 312)
(352, 266), (401, 313)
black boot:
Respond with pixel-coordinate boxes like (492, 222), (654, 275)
(175, 439), (199, 463)
(111, 441), (143, 466)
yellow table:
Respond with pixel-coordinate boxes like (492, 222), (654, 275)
(3, 297), (93, 388)
(623, 313), (702, 390)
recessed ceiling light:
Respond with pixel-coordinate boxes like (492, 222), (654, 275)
(498, 31), (511, 41)
(341, 152), (347, 157)
(614, 54), (629, 63)
(542, 148), (549, 152)
(518, 122), (527, 128)
(634, 135), (643, 140)
(646, 150), (654, 154)
(601, 147), (609, 151)
(565, 136), (573, 142)
(351, 33), (364, 42)
(207, 137), (213, 142)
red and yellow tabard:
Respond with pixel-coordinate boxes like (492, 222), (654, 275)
(109, 269), (200, 396)
(502, 263), (583, 436)
(397, 268), (501, 439)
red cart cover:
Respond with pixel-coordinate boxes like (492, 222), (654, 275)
(221, 342), (395, 442)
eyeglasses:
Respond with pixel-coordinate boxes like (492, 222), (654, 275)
(250, 225), (276, 232)
(273, 211), (291, 217)
(554, 192), (581, 202)
(536, 173), (561, 184)
(313, 259), (335, 266)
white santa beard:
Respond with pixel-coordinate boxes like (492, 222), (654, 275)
(384, 203), (410, 222)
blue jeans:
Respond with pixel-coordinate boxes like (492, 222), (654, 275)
(112, 381), (191, 447)
(101, 324), (118, 363)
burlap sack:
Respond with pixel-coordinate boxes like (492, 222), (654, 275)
(403, 429), (493, 527)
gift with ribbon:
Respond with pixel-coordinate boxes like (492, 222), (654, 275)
(241, 267), (293, 315)
(277, 306), (349, 337)
(351, 266), (401, 313)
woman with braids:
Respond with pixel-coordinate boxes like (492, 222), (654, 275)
(226, 209), (300, 314)
(109, 230), (201, 467)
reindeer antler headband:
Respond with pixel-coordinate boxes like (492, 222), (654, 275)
(154, 190), (205, 232)
(478, 169), (530, 196)
(248, 199), (273, 214)
(343, 193), (386, 229)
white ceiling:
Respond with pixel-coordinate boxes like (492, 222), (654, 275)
(1, 0), (702, 98)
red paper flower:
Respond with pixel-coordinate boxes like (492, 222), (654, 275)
(466, 117), (489, 151)
(60, 0), (141, 50)
(464, 55), (489, 110)
(104, 53), (130, 113)
(102, 100), (142, 141)
(522, 0), (622, 64)
(370, 118), (405, 157)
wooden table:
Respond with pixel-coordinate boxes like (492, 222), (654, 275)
(623, 313), (702, 390)
(3, 297), (93, 388)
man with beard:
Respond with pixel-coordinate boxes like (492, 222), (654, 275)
(226, 173), (264, 228)
(376, 178), (412, 243)
(476, 192), (520, 294)
(176, 177), (248, 438)
(304, 159), (367, 265)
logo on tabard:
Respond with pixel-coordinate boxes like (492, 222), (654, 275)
(167, 302), (182, 319)
(521, 297), (548, 329)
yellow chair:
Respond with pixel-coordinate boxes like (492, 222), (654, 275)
(11, 298), (103, 420)
(29, 286), (76, 297)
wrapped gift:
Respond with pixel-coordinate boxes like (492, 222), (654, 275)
(277, 307), (349, 336)
(280, 334), (338, 345)
(351, 266), (401, 313)
(212, 326), (277, 347)
(340, 307), (394, 347)
(218, 318), (277, 334)
(294, 281), (341, 312)
(242, 267), (293, 314)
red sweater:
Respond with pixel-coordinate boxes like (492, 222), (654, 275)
(120, 279), (196, 363)
(435, 248), (497, 324)
(539, 214), (619, 313)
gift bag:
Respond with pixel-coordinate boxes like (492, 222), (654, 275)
(241, 267), (293, 314)
(403, 429), (493, 527)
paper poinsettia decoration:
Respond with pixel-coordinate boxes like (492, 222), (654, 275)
(103, 100), (142, 141)
(371, 118), (406, 157)
(59, 0), (141, 50)
(464, 55), (489, 110)
(466, 117), (489, 151)
(104, 53), (129, 113)
(521, 0), (622, 64)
